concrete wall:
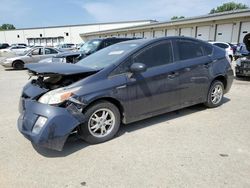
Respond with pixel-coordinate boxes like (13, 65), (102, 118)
(0, 21), (152, 45)
(81, 12), (250, 44)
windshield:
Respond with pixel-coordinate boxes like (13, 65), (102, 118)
(79, 39), (102, 54)
(77, 42), (139, 70)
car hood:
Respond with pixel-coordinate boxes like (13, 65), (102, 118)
(25, 62), (99, 76)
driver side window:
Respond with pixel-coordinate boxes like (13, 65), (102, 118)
(31, 48), (42, 56)
(132, 41), (173, 69)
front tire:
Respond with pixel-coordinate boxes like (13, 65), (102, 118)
(78, 101), (121, 144)
(204, 80), (224, 108)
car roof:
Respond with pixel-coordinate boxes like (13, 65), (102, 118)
(209, 41), (229, 45)
(119, 36), (209, 46)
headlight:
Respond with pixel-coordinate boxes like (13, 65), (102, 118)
(38, 87), (80, 105)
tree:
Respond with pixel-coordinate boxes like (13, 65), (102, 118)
(0, 24), (16, 30)
(171, 16), (185, 20)
(210, 2), (248, 14)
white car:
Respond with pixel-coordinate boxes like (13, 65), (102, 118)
(55, 43), (76, 51)
(209, 42), (234, 61)
(0, 45), (30, 55)
(0, 47), (60, 69)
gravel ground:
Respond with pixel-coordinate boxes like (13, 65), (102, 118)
(0, 64), (250, 188)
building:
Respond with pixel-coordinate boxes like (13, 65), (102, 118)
(0, 20), (155, 46)
(80, 9), (250, 44)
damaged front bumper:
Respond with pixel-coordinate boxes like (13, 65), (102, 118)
(18, 98), (85, 151)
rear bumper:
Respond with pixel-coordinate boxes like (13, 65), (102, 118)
(18, 99), (85, 151)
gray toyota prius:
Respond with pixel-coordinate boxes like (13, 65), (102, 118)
(18, 37), (234, 151)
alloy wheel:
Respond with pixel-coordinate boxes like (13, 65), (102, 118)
(88, 108), (115, 138)
(211, 84), (223, 105)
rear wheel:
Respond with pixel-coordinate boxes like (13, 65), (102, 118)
(13, 60), (24, 70)
(204, 80), (224, 108)
(78, 101), (121, 144)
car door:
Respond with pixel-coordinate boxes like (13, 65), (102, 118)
(174, 39), (211, 106)
(27, 48), (44, 63)
(124, 40), (181, 120)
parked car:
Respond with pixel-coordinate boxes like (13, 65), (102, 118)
(0, 43), (10, 49)
(28, 45), (44, 48)
(235, 33), (250, 77)
(39, 38), (137, 64)
(55, 43), (76, 51)
(11, 43), (27, 47)
(76, 42), (85, 50)
(18, 37), (233, 151)
(39, 51), (85, 64)
(80, 37), (138, 56)
(234, 43), (250, 60)
(209, 42), (234, 61)
(1, 47), (60, 69)
(0, 45), (30, 55)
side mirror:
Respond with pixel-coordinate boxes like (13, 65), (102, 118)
(130, 63), (147, 73)
(27, 53), (32, 57)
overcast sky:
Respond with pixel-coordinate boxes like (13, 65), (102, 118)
(0, 0), (249, 28)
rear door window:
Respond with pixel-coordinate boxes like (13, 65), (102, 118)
(176, 40), (204, 60)
(202, 43), (213, 56)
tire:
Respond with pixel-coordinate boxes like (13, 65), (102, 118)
(13, 60), (24, 70)
(204, 80), (224, 108)
(78, 101), (121, 144)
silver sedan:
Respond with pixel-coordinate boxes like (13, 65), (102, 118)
(0, 47), (60, 69)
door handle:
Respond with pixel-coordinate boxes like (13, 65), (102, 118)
(116, 85), (127, 89)
(184, 67), (191, 72)
(168, 72), (179, 79)
(203, 63), (210, 68)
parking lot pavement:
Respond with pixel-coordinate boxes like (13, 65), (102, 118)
(0, 66), (250, 188)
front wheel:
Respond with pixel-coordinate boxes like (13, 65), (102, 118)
(78, 101), (121, 144)
(204, 80), (224, 108)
